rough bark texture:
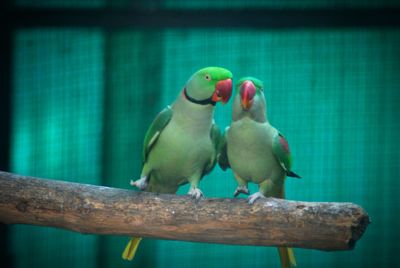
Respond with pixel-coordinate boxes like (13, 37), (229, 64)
(0, 171), (370, 251)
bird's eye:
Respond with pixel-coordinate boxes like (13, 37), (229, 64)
(205, 74), (211, 81)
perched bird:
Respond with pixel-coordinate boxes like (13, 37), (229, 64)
(219, 77), (300, 268)
(122, 67), (233, 261)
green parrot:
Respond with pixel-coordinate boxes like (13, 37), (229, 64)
(219, 77), (300, 268)
(122, 66), (233, 261)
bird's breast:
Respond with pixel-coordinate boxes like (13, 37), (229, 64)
(227, 119), (279, 183)
(148, 116), (214, 184)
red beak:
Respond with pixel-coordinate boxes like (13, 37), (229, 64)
(240, 80), (256, 110)
(212, 79), (233, 104)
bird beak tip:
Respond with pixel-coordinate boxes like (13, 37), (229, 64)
(213, 78), (233, 104)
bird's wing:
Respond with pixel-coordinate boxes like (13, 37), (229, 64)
(217, 127), (230, 171)
(142, 106), (173, 164)
(272, 132), (300, 178)
(202, 122), (221, 176)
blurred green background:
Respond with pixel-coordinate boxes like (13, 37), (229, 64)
(3, 1), (400, 268)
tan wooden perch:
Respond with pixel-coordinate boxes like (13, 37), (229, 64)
(0, 171), (370, 251)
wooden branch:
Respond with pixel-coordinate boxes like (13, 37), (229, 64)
(0, 171), (370, 251)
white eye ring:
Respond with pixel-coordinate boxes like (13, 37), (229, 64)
(205, 74), (211, 81)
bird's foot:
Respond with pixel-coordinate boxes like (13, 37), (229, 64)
(130, 176), (148, 190)
(247, 192), (265, 205)
(233, 185), (250, 197)
(188, 187), (204, 200)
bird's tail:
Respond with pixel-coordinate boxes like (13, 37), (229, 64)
(122, 237), (142, 261)
(276, 184), (296, 268)
(278, 247), (296, 268)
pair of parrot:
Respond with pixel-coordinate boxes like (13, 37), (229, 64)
(122, 67), (300, 268)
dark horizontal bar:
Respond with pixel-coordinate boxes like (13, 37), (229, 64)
(4, 7), (400, 29)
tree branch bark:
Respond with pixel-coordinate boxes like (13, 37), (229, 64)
(0, 171), (369, 251)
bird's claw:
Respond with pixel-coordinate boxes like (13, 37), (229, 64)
(233, 185), (250, 197)
(130, 176), (148, 191)
(188, 188), (204, 200)
(247, 192), (265, 205)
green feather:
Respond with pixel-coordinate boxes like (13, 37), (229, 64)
(217, 128), (230, 171)
(272, 131), (300, 179)
(272, 132), (292, 172)
(142, 106), (173, 164)
(203, 123), (222, 176)
(235, 76), (264, 91)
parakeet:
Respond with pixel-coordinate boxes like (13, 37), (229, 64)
(219, 77), (300, 268)
(122, 67), (233, 261)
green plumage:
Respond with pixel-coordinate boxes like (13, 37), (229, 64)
(142, 98), (218, 194)
(220, 77), (299, 268)
(272, 133), (292, 172)
(136, 66), (232, 195)
(206, 123), (222, 176)
(142, 106), (173, 164)
(220, 76), (299, 200)
(123, 66), (233, 261)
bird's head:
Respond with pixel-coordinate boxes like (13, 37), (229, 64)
(184, 67), (233, 106)
(236, 77), (264, 111)
(232, 77), (267, 123)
